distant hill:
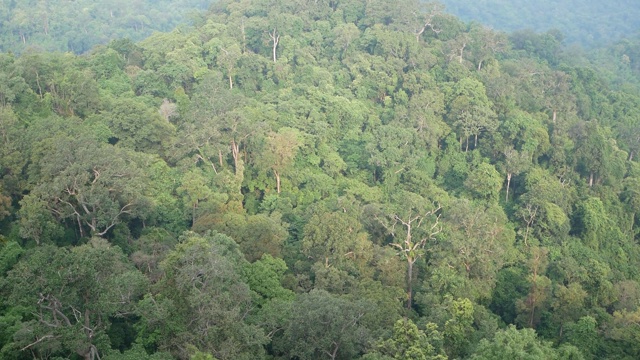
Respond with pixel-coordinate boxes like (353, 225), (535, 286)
(0, 0), (210, 54)
(439, 0), (640, 47)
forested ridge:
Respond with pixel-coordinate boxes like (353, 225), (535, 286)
(1, 0), (640, 359)
(440, 0), (640, 47)
(0, 0), (211, 54)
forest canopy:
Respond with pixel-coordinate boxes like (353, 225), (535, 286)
(1, 0), (640, 359)
(440, 0), (640, 47)
(0, 0), (211, 54)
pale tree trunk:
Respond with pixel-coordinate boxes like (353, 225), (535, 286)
(192, 202), (198, 225)
(231, 140), (240, 175)
(589, 171), (594, 187)
(506, 173), (512, 202)
(327, 343), (339, 360)
(274, 169), (281, 193)
(269, 29), (280, 63)
(407, 259), (415, 310)
(522, 205), (537, 247)
(241, 19), (246, 52)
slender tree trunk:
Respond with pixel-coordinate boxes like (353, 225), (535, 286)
(506, 173), (512, 202)
(529, 267), (538, 328)
(77, 214), (84, 238)
(329, 343), (339, 360)
(407, 259), (414, 309)
(589, 171), (594, 187)
(231, 140), (240, 174)
(275, 170), (281, 193)
(83, 310), (93, 360)
(35, 71), (43, 100)
(241, 19), (246, 52)
(474, 133), (478, 148)
(269, 29), (280, 63)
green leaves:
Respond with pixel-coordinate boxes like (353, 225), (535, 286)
(3, 238), (148, 359)
(276, 289), (372, 360)
(373, 318), (447, 360)
(140, 231), (267, 360)
(21, 135), (150, 239)
(470, 325), (576, 360)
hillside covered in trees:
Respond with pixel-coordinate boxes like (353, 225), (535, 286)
(1, 0), (640, 359)
(440, 0), (640, 47)
(0, 0), (211, 54)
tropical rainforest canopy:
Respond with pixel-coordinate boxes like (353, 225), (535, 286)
(1, 0), (640, 359)
(440, 0), (640, 47)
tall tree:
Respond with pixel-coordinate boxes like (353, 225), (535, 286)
(21, 135), (149, 238)
(377, 191), (442, 309)
(137, 231), (266, 360)
(4, 238), (148, 360)
(256, 127), (301, 194)
(446, 77), (497, 151)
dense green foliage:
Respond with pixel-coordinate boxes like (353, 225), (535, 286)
(0, 0), (210, 54)
(440, 0), (640, 47)
(1, 0), (640, 359)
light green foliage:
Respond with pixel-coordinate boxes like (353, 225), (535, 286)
(470, 325), (579, 360)
(551, 283), (588, 330)
(464, 162), (502, 202)
(563, 316), (601, 360)
(372, 318), (447, 360)
(302, 211), (371, 269)
(254, 127), (302, 193)
(243, 254), (294, 306)
(445, 77), (497, 151)
(444, 298), (475, 358)
(516, 247), (552, 328)
(433, 199), (516, 300)
(178, 168), (215, 224)
(573, 197), (624, 251)
(1, 0), (640, 358)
